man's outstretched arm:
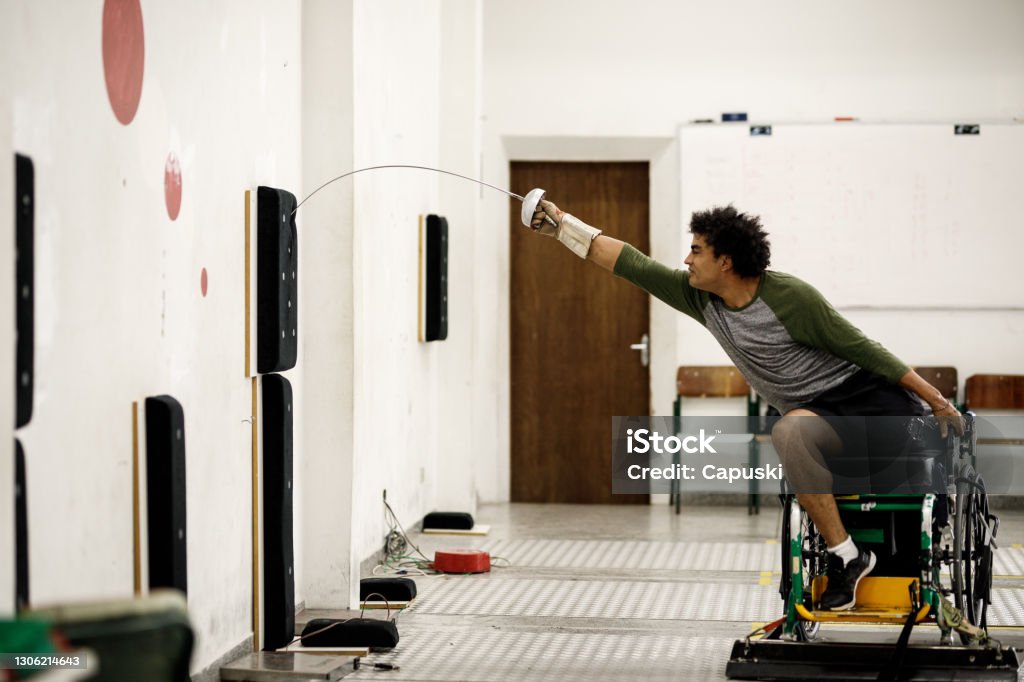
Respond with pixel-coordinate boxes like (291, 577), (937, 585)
(529, 198), (705, 320)
(530, 199), (624, 270)
(587, 235), (626, 272)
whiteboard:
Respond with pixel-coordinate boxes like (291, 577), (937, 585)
(678, 123), (1024, 308)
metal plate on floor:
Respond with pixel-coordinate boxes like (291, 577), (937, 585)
(353, 625), (733, 682)
(220, 652), (354, 681)
(995, 547), (1024, 577)
(409, 577), (1024, 627)
(990, 588), (1024, 626)
(409, 578), (780, 622)
(477, 539), (778, 572)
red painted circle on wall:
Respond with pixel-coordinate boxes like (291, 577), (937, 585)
(102, 0), (145, 125)
(164, 153), (182, 220)
(200, 268), (208, 297)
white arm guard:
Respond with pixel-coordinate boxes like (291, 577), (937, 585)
(556, 213), (602, 259)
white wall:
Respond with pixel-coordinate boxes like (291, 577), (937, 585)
(298, 0), (481, 610)
(0, 0), (16, 617)
(348, 3), (442, 580)
(2, 0), (302, 672)
(3, 0), (484, 672)
(348, 0), (481, 597)
(484, 0), (1024, 135)
(480, 0), (1024, 501)
(299, 0), (355, 611)
(437, 0), (482, 513)
(3, 3), (483, 673)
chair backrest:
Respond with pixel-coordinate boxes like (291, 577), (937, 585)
(672, 365), (759, 514)
(913, 366), (958, 401)
(676, 366), (749, 398)
(965, 374), (1024, 410)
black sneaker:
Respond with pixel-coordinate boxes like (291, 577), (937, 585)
(820, 549), (876, 611)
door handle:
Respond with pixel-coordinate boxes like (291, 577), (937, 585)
(630, 333), (649, 368)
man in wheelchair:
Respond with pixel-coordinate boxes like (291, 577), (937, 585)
(527, 199), (965, 611)
(769, 378), (963, 610)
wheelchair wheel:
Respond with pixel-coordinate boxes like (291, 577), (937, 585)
(780, 495), (825, 640)
(952, 466), (993, 644)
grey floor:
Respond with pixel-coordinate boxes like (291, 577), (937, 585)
(339, 501), (1024, 681)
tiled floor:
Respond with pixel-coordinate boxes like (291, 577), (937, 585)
(341, 502), (1024, 681)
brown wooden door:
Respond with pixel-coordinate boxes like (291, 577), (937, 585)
(510, 162), (650, 504)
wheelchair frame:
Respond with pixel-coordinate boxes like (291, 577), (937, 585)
(727, 413), (1021, 680)
(778, 413), (994, 641)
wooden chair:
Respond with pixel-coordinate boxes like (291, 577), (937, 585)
(965, 374), (1024, 411)
(672, 366), (760, 515)
(676, 365), (750, 400)
(965, 374), (1024, 450)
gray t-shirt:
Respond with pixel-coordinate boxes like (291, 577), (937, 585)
(614, 245), (909, 414)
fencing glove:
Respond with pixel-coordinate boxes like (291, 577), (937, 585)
(530, 200), (602, 259)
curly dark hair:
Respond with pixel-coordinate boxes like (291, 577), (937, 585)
(689, 205), (771, 278)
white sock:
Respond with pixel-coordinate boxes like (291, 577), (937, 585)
(828, 536), (858, 566)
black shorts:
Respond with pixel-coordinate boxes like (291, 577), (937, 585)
(798, 370), (928, 492)
(802, 369), (922, 417)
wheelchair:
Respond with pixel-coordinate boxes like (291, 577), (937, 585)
(728, 412), (1020, 680)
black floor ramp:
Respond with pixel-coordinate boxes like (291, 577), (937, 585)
(726, 638), (1022, 681)
(300, 618), (399, 650)
(360, 577), (417, 602)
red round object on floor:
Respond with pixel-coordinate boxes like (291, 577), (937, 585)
(433, 549), (491, 574)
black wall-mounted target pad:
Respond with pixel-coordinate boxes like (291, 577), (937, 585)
(145, 395), (188, 595)
(261, 374), (294, 651)
(15, 154), (34, 428)
(15, 438), (29, 611)
(424, 214), (448, 342)
(257, 187), (298, 374)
